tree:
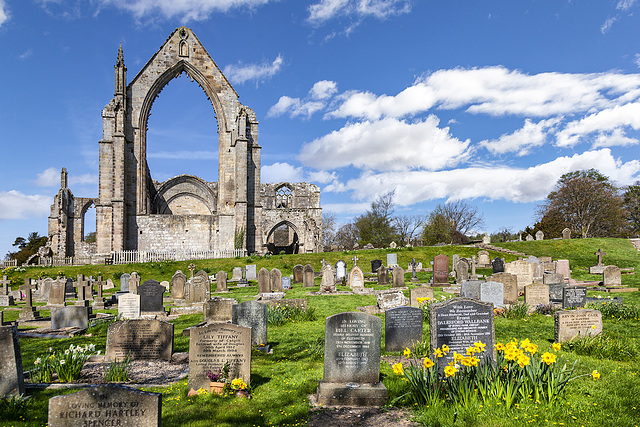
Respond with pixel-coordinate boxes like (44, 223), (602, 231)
(321, 212), (337, 250)
(394, 215), (424, 245)
(354, 190), (398, 247)
(623, 181), (640, 234)
(538, 169), (627, 238)
(438, 200), (484, 235)
(421, 212), (455, 246)
(335, 223), (359, 250)
(490, 227), (518, 243)
(7, 232), (48, 265)
(421, 200), (484, 245)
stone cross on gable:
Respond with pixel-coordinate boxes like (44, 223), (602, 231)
(595, 249), (606, 266)
(351, 255), (359, 268)
(410, 258), (418, 278)
(188, 263), (196, 278)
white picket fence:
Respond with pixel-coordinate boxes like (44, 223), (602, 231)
(0, 259), (18, 268)
(111, 248), (246, 265)
(38, 256), (93, 266)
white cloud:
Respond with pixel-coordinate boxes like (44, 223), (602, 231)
(617, 0), (637, 10)
(99, 0), (271, 22)
(307, 170), (338, 184)
(556, 103), (640, 147)
(35, 167), (60, 187)
(480, 118), (560, 156)
(308, 0), (411, 24)
(322, 202), (370, 214)
(0, 0), (8, 27)
(310, 80), (338, 100)
(19, 49), (33, 60)
(267, 96), (325, 118)
(601, 16), (617, 34)
(70, 174), (99, 186)
(325, 149), (640, 205)
(148, 150), (218, 160)
(261, 162), (305, 183)
(299, 116), (470, 171)
(0, 191), (51, 220)
(223, 54), (284, 85)
(635, 54), (640, 68)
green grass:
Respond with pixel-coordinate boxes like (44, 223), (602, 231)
(2, 238), (640, 426)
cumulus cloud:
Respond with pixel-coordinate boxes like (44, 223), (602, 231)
(70, 174), (99, 186)
(324, 149), (640, 205)
(556, 103), (640, 147)
(99, 0), (271, 22)
(299, 116), (470, 171)
(480, 118), (560, 156)
(261, 162), (305, 183)
(0, 191), (51, 220)
(0, 0), (8, 27)
(35, 167), (60, 187)
(321, 202), (370, 214)
(308, 0), (411, 25)
(267, 80), (338, 118)
(310, 80), (338, 100)
(223, 54), (284, 85)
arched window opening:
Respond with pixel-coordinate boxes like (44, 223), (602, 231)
(275, 186), (292, 209)
(266, 223), (299, 254)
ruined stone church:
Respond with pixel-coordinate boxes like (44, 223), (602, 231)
(48, 27), (322, 259)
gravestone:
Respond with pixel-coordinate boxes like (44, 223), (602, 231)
(246, 265), (257, 281)
(51, 306), (89, 329)
(387, 253), (398, 267)
(555, 259), (571, 281)
(377, 265), (390, 285)
(549, 283), (567, 302)
(481, 281), (504, 308)
(392, 267), (405, 288)
(454, 259), (470, 283)
(215, 271), (228, 292)
(349, 266), (365, 288)
(170, 271), (186, 299)
(385, 306), (423, 352)
(104, 278), (115, 290)
(282, 276), (292, 290)
(48, 384), (161, 427)
(303, 264), (315, 287)
(562, 228), (571, 239)
(118, 293), (141, 319)
(409, 288), (433, 309)
(603, 265), (622, 287)
(433, 254), (450, 285)
(186, 276), (208, 304)
(376, 289), (409, 311)
(120, 273), (131, 292)
(527, 256), (543, 279)
(0, 295), (14, 306)
(317, 312), (386, 406)
(129, 272), (140, 294)
(258, 268), (270, 294)
(0, 276), (10, 295)
(460, 280), (482, 300)
(477, 250), (491, 267)
(203, 298), (236, 323)
(535, 230), (544, 240)
(293, 265), (304, 283)
(320, 264), (336, 292)
(555, 310), (603, 342)
(0, 325), (24, 396)
(188, 323), (251, 392)
(64, 278), (75, 299)
(106, 319), (173, 361)
(430, 298), (495, 369)
(371, 259), (382, 273)
(195, 270), (209, 287)
(487, 273), (517, 305)
(544, 272), (565, 285)
(389, 241), (397, 249)
(335, 260), (347, 282)
(49, 278), (66, 306)
(525, 234), (534, 241)
(505, 260), (533, 290)
(231, 267), (242, 281)
(232, 300), (267, 345)
(270, 268), (283, 292)
(492, 257), (505, 274)
(563, 287), (587, 309)
(38, 277), (53, 302)
(524, 283), (549, 307)
(138, 280), (165, 313)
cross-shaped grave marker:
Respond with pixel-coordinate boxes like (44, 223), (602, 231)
(188, 263), (196, 278)
(0, 276), (11, 295)
(595, 249), (606, 266)
(410, 258), (418, 279)
(351, 255), (359, 268)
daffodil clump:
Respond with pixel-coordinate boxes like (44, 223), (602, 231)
(31, 344), (99, 383)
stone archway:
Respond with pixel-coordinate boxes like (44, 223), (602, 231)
(265, 220), (300, 254)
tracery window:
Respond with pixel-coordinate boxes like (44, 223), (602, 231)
(275, 186), (292, 209)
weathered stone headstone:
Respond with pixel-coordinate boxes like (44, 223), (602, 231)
(170, 271), (186, 298)
(524, 283), (549, 307)
(51, 306), (89, 329)
(335, 260), (347, 282)
(555, 259), (571, 281)
(385, 306), (423, 352)
(118, 293), (141, 319)
(246, 265), (257, 281)
(525, 234), (534, 241)
(544, 272), (565, 285)
(477, 250), (491, 267)
(232, 300), (267, 345)
(270, 268), (283, 292)
(481, 281), (504, 308)
(49, 278), (66, 306)
(48, 384), (161, 427)
(535, 230), (544, 240)
(231, 267), (243, 281)
(0, 295), (15, 306)
(376, 289), (409, 311)
(433, 254), (450, 285)
(410, 286), (434, 307)
(104, 278), (116, 290)
(138, 280), (165, 313)
(320, 264), (336, 292)
(106, 319), (173, 361)
(454, 259), (470, 283)
(258, 268), (270, 294)
(37, 277), (53, 302)
(377, 265), (390, 285)
(429, 298), (495, 369)
(371, 259), (382, 273)
(603, 265), (622, 287)
(203, 298), (236, 323)
(0, 325), (24, 396)
(0, 276), (10, 296)
(491, 257), (505, 274)
(505, 260), (533, 290)
(389, 241), (397, 249)
(282, 276), (292, 290)
(349, 266), (364, 288)
(212, 271), (226, 293)
(563, 287), (587, 309)
(129, 272), (140, 294)
(186, 276), (208, 304)
(120, 273), (131, 293)
(460, 280), (482, 300)
(293, 264), (304, 283)
(549, 283), (567, 302)
(387, 253), (398, 267)
(487, 272), (518, 305)
(317, 312), (386, 406)
(562, 228), (571, 239)
(392, 267), (405, 288)
(160, 280), (170, 290)
(555, 310), (603, 342)
(303, 264), (315, 287)
(188, 323), (251, 392)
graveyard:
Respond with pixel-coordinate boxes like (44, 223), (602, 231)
(0, 237), (639, 426)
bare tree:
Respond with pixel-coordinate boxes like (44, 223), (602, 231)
(394, 215), (424, 245)
(438, 200), (485, 235)
(335, 223), (359, 250)
(321, 212), (337, 250)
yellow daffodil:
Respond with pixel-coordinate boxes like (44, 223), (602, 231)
(474, 341), (486, 352)
(423, 358), (434, 369)
(393, 363), (404, 375)
(520, 338), (531, 348)
(525, 343), (538, 355)
(441, 344), (449, 354)
(496, 342), (506, 352)
(444, 365), (458, 378)
(541, 352), (557, 365)
(453, 352), (464, 362)
(466, 346), (477, 356)
(591, 370), (600, 380)
(552, 342), (561, 351)
(517, 354), (530, 368)
(403, 348), (411, 357)
(433, 348), (443, 358)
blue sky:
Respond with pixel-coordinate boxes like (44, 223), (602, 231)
(1, 0), (640, 258)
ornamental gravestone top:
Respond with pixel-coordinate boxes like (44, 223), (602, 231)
(320, 264), (336, 292)
(349, 266), (364, 288)
(352, 255), (359, 268)
(48, 385), (162, 427)
(385, 306), (423, 352)
(492, 257), (505, 274)
(371, 259), (382, 273)
(562, 228), (571, 239)
(595, 249), (606, 266)
(335, 260), (347, 282)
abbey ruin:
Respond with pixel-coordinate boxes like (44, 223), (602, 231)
(48, 27), (322, 260)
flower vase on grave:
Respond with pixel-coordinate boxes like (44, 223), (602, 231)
(209, 381), (225, 395)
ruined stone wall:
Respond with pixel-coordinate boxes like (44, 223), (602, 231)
(134, 215), (218, 252)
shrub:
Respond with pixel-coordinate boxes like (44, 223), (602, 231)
(534, 303), (560, 316)
(499, 301), (530, 319)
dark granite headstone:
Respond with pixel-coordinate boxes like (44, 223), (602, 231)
(51, 306), (89, 330)
(138, 280), (165, 313)
(549, 282), (567, 302)
(232, 300), (267, 345)
(106, 319), (173, 361)
(371, 259), (382, 273)
(433, 254), (450, 285)
(492, 258), (505, 274)
(563, 287), (586, 309)
(0, 325), (24, 396)
(385, 306), (423, 352)
(48, 384), (161, 427)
